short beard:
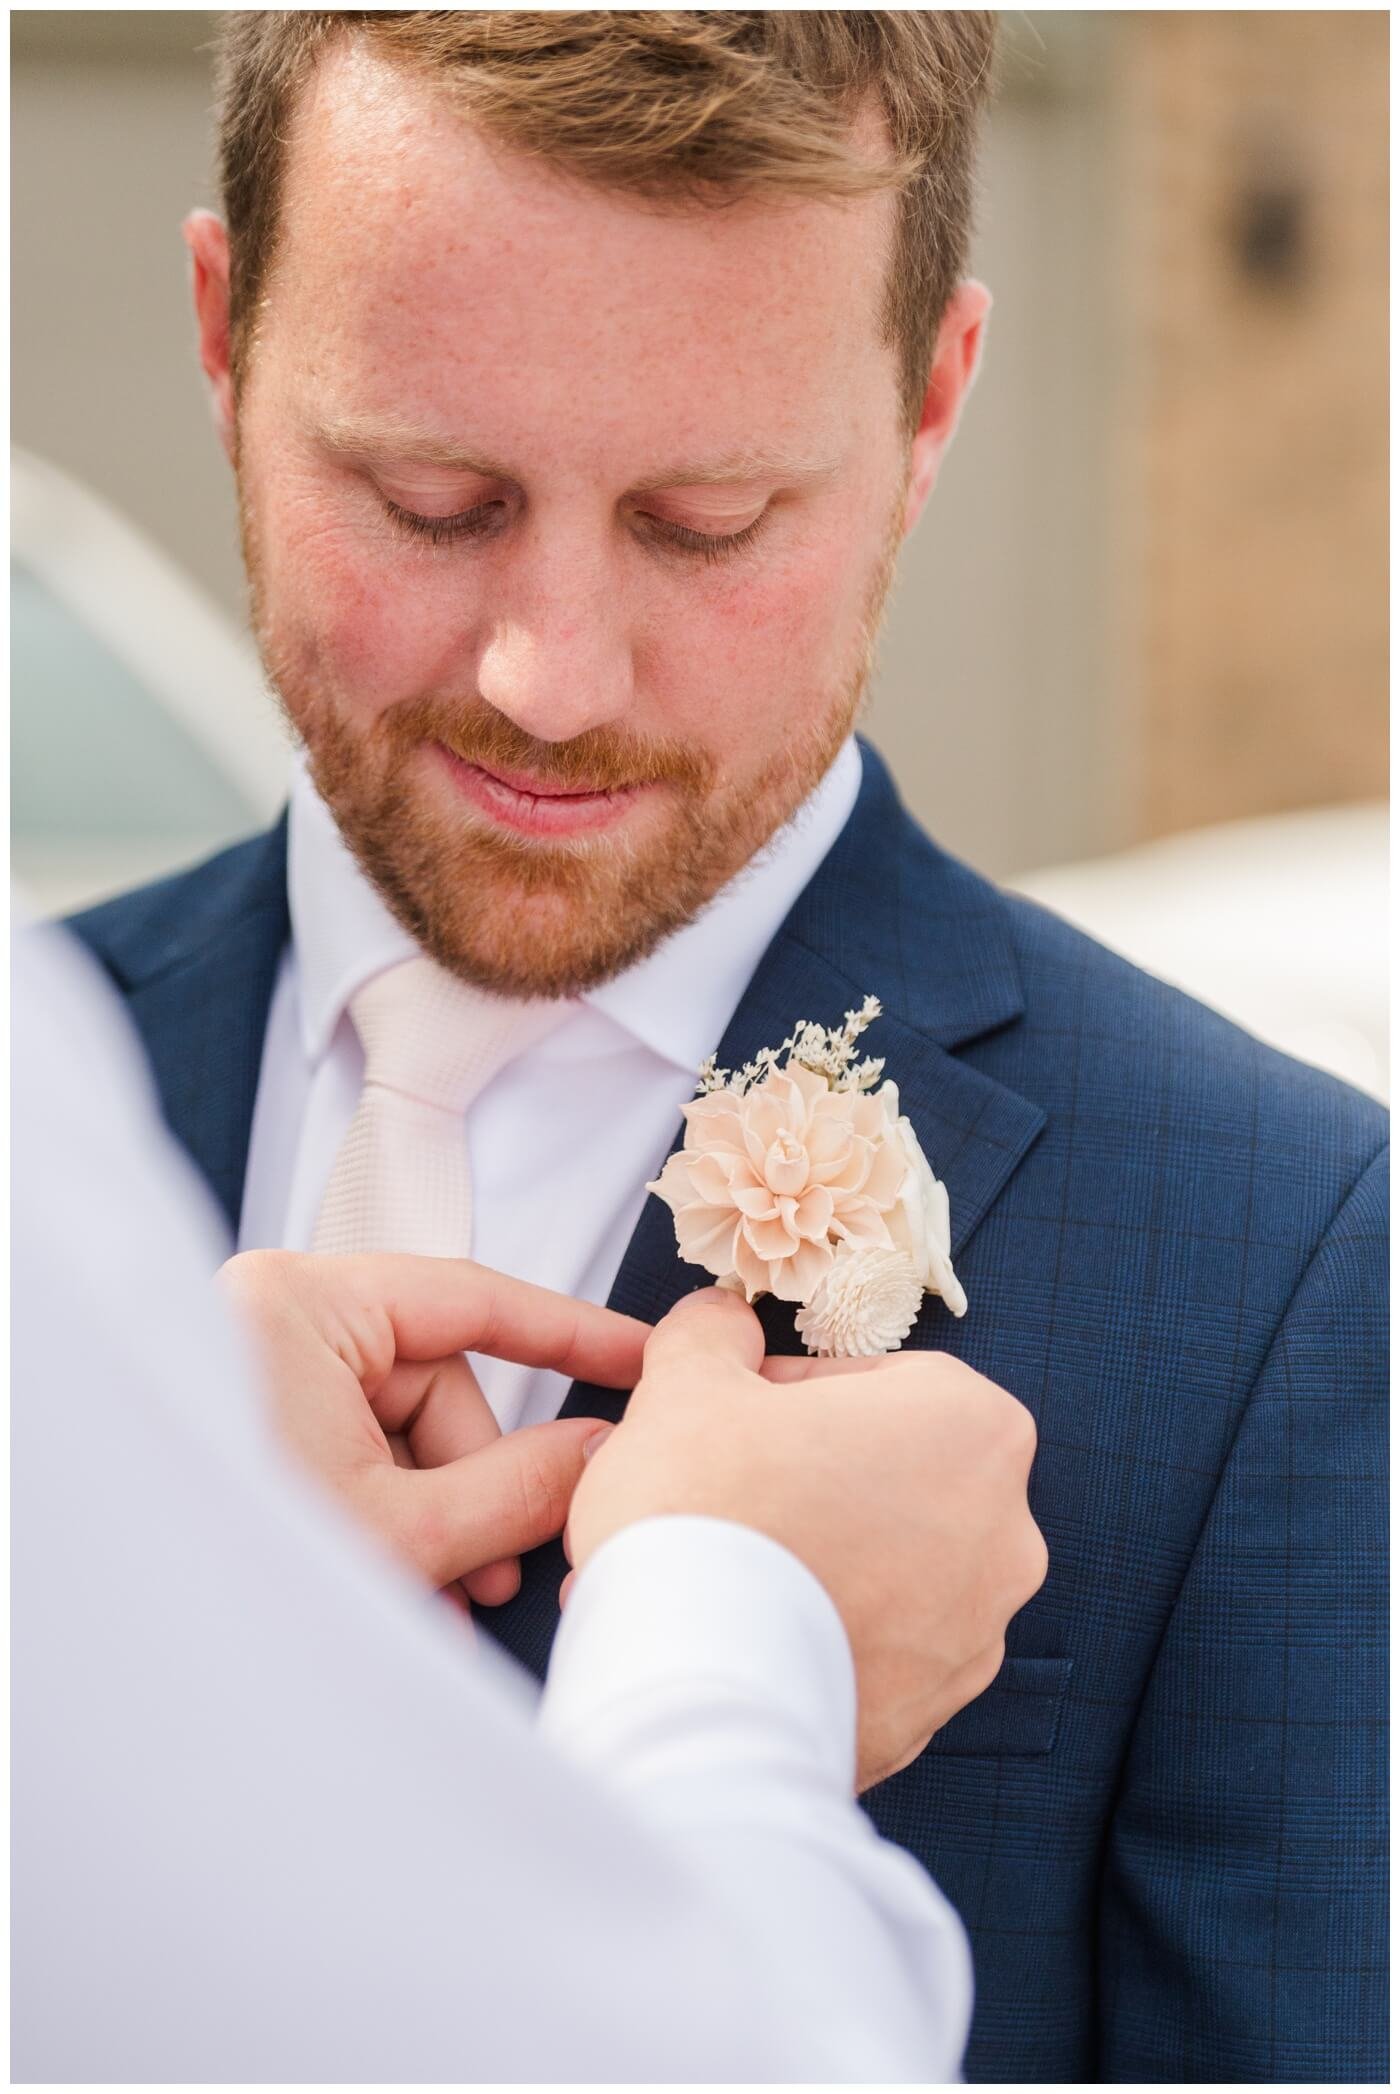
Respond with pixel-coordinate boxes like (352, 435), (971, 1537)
(243, 496), (901, 1000)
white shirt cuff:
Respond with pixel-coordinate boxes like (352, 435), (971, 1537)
(539, 1515), (857, 1797)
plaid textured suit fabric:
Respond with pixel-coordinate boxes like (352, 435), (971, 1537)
(69, 741), (1388, 2084)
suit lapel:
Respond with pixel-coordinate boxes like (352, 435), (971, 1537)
(117, 821), (290, 1237)
(568, 738), (1046, 1384)
(484, 746), (1047, 1679)
(558, 946), (1045, 1412)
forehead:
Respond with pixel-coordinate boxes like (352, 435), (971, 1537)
(260, 39), (899, 457)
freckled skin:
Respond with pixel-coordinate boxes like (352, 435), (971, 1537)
(188, 39), (990, 994)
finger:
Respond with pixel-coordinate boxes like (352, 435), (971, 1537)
(391, 1415), (613, 1586)
(558, 1421), (614, 1573)
(559, 1568), (577, 1610)
(463, 1557), (522, 1607)
(379, 1359), (521, 1601)
(760, 1353), (891, 1383)
(636, 1286), (765, 1398)
(326, 1256), (650, 1388)
(376, 1354), (502, 1467)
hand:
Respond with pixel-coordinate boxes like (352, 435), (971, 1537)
(218, 1251), (646, 1603)
(565, 1288), (1047, 1790)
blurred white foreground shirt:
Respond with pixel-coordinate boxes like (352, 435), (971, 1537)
(240, 738), (863, 1428)
(12, 915), (971, 2083)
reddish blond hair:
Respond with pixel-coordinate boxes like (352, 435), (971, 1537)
(214, 9), (997, 429)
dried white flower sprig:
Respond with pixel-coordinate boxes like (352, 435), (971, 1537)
(647, 996), (967, 1356)
(697, 993), (888, 1098)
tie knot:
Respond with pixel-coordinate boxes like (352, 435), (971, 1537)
(347, 957), (563, 1117)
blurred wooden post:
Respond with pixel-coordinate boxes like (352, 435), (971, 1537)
(1118, 9), (1387, 839)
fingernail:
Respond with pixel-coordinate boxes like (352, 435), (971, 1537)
(582, 1426), (614, 1460)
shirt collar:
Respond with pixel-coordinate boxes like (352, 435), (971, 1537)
(288, 737), (862, 1072)
(583, 738), (861, 1073)
(288, 761), (417, 1061)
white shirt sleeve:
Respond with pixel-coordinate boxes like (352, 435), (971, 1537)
(11, 913), (971, 2084)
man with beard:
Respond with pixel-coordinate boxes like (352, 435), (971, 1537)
(70, 12), (1386, 2083)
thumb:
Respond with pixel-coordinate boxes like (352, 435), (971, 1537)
(636, 1286), (765, 1400)
(397, 1416), (610, 1587)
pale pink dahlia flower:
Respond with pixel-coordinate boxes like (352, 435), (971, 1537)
(646, 1063), (911, 1303)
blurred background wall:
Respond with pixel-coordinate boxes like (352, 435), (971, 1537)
(11, 10), (1389, 1092)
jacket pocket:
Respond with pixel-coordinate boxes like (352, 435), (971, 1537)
(922, 1654), (1073, 1758)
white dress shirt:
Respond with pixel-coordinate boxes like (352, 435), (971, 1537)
(13, 913), (972, 2082)
(240, 737), (863, 1429)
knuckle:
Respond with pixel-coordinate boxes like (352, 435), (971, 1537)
(544, 1301), (585, 1379)
(219, 1246), (276, 1295)
(217, 1248), (298, 1330)
(997, 1389), (1038, 1462)
(1016, 1521), (1050, 1603)
(355, 1478), (444, 1585)
(514, 1445), (569, 1538)
(466, 1288), (504, 1363)
(406, 1502), (452, 1584)
(972, 1637), (1006, 1698)
(908, 1349), (966, 1392)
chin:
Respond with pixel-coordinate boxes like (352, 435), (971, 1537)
(432, 924), (638, 1001)
(408, 863), (653, 999)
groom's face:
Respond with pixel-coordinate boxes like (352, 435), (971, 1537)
(221, 42), (963, 996)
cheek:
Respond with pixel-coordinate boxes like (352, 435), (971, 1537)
(251, 467), (475, 715)
(671, 534), (872, 738)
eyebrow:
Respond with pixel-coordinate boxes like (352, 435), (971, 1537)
(631, 451), (841, 492)
(314, 414), (512, 478)
(313, 413), (840, 489)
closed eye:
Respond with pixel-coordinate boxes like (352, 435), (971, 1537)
(383, 497), (509, 547)
(635, 513), (766, 565)
(382, 494), (766, 563)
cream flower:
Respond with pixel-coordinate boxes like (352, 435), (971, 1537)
(879, 1082), (968, 1319)
(646, 1062), (910, 1303)
(795, 1245), (924, 1357)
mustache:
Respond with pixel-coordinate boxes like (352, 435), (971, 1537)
(381, 696), (715, 796)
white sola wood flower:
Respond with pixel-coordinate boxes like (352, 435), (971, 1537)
(647, 997), (966, 1354)
(795, 1244), (925, 1357)
(883, 1084), (969, 1320)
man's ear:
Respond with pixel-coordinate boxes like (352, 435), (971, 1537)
(183, 209), (238, 464)
(901, 278), (993, 536)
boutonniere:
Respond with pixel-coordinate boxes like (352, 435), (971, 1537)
(647, 996), (967, 1356)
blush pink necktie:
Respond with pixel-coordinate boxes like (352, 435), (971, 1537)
(312, 956), (563, 1259)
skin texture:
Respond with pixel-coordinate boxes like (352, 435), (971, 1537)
(186, 36), (990, 995)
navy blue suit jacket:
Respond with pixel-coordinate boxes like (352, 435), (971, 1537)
(69, 744), (1388, 2082)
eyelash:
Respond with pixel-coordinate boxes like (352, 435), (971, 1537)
(644, 516), (765, 566)
(383, 498), (505, 548)
(382, 498), (764, 565)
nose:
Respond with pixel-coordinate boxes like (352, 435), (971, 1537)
(475, 521), (635, 743)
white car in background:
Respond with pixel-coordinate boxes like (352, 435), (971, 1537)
(11, 446), (287, 915)
(11, 447), (1386, 1101)
(1012, 806), (1387, 1101)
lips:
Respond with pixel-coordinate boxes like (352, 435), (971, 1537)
(452, 751), (620, 800)
(432, 741), (647, 839)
